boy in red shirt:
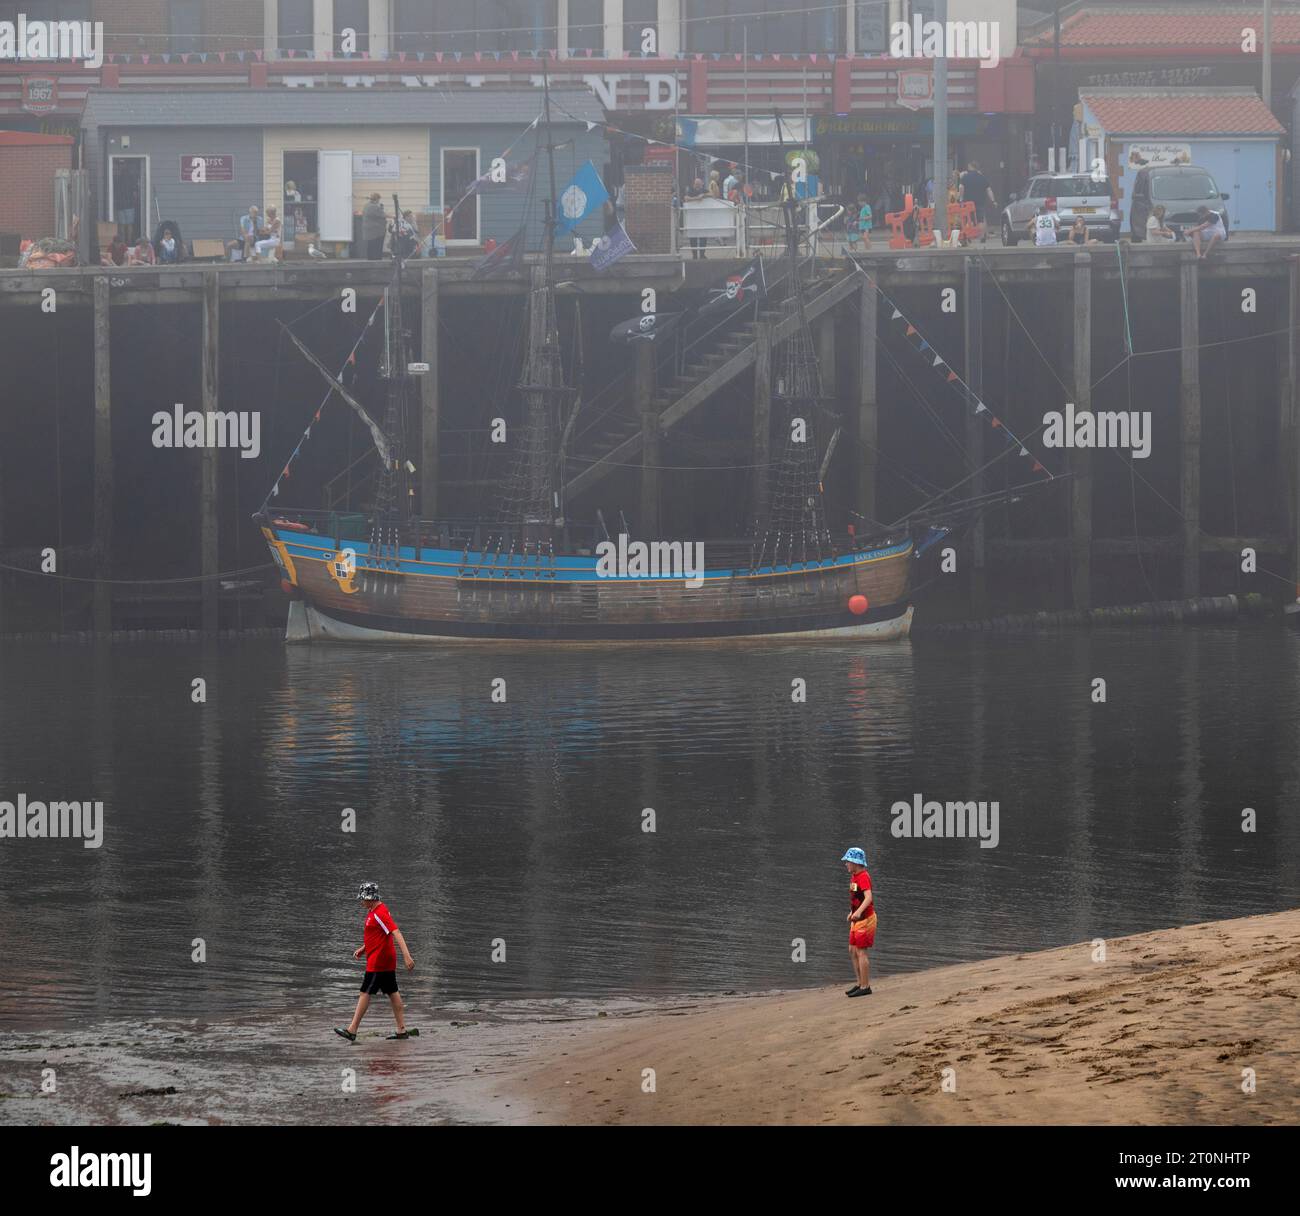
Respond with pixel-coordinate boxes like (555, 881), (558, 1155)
(335, 882), (417, 1042)
(841, 848), (876, 997)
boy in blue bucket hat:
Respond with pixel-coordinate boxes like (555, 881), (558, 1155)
(841, 848), (876, 997)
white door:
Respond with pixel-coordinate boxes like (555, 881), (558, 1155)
(317, 149), (354, 242)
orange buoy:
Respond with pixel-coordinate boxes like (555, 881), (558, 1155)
(848, 594), (869, 615)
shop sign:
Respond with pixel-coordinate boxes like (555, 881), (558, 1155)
(180, 154), (234, 183)
(353, 153), (401, 179)
(21, 75), (58, 113)
(896, 69), (934, 111)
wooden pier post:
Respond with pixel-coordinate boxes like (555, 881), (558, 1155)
(420, 265), (440, 519)
(93, 275), (113, 634)
(636, 342), (660, 535)
(1284, 257), (1300, 594)
(1180, 253), (1202, 597)
(964, 257), (987, 614)
(1071, 251), (1093, 611)
(201, 273), (220, 634)
(753, 320), (772, 522)
(856, 277), (878, 527)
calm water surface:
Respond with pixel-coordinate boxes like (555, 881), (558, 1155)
(1, 628), (1298, 1029)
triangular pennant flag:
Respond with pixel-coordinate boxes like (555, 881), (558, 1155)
(313, 410), (322, 422)
(933, 356), (944, 367)
(271, 484), (279, 497)
(918, 340), (929, 352)
(975, 402), (988, 414)
(905, 324), (917, 337)
(1019, 446), (1030, 456)
(891, 309), (901, 319)
(991, 417), (1002, 428)
(947, 371), (958, 382)
(161, 53), (171, 63)
(141, 54), (150, 64)
(1032, 460), (1045, 473)
(586, 120), (597, 131)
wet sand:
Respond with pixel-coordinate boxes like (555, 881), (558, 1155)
(508, 910), (1300, 1124)
(3, 912), (1296, 1125)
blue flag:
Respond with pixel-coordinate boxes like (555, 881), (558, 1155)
(590, 222), (636, 271)
(556, 160), (609, 234)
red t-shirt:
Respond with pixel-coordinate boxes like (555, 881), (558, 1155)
(363, 902), (398, 972)
(849, 869), (873, 916)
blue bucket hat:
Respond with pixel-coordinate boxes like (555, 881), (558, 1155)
(840, 847), (867, 866)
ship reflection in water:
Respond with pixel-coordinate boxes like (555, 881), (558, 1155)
(1, 628), (1298, 1029)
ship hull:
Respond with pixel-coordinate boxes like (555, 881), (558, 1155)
(263, 523), (915, 645)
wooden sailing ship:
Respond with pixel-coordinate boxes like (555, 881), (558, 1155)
(257, 80), (929, 645)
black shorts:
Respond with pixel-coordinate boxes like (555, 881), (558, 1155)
(360, 970), (398, 995)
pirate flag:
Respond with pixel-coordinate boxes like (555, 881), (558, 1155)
(697, 257), (767, 320)
(609, 312), (681, 344)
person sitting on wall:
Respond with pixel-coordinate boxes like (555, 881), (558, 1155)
(101, 234), (128, 266)
(1145, 204), (1177, 243)
(1188, 205), (1226, 259)
(237, 205), (261, 260)
(253, 206), (283, 261)
(156, 225), (181, 263)
(1066, 215), (1097, 246)
(126, 236), (156, 265)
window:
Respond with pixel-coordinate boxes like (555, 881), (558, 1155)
(685, 2), (845, 55)
(568, 0), (603, 52)
(335, 0), (369, 55)
(397, 1), (558, 55)
(279, 0), (313, 53)
(856, 0), (888, 54)
(625, 0), (658, 54)
(169, 0), (202, 55)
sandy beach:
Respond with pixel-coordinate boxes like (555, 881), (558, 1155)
(2, 911), (1296, 1125)
(507, 910), (1300, 1125)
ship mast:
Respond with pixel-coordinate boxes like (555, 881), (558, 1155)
(512, 55), (570, 548)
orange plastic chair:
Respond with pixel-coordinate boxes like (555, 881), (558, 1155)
(885, 192), (914, 249)
(915, 205), (936, 247)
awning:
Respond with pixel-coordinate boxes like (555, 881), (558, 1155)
(676, 116), (811, 147)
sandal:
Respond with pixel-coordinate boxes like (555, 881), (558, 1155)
(334, 1027), (357, 1042)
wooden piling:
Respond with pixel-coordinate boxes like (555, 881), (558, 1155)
(1071, 251), (1093, 611)
(420, 266), (440, 519)
(856, 278), (878, 527)
(200, 273), (219, 633)
(753, 320), (772, 522)
(1180, 253), (1202, 597)
(1285, 257), (1300, 593)
(636, 342), (660, 535)
(93, 275), (112, 634)
(964, 257), (987, 614)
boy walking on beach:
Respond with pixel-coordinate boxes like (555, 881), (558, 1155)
(841, 848), (876, 997)
(335, 882), (417, 1042)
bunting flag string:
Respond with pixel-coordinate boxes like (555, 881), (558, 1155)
(262, 296), (386, 510)
(862, 271), (1055, 482)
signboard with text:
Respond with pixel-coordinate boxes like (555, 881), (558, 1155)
(353, 153), (400, 179)
(21, 76), (58, 113)
(180, 154), (235, 182)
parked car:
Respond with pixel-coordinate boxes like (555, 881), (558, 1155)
(1129, 165), (1230, 241)
(1001, 172), (1120, 246)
